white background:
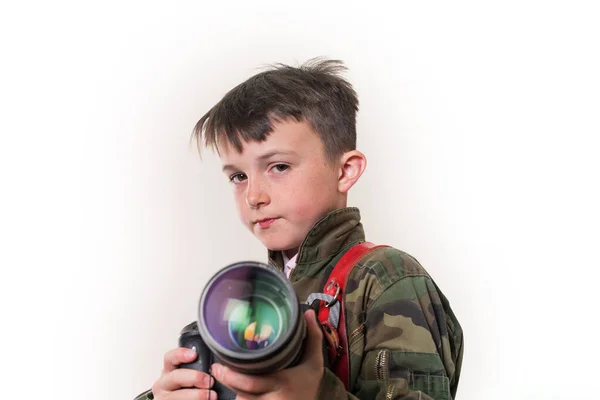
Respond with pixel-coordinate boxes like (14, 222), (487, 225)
(1, 1), (599, 399)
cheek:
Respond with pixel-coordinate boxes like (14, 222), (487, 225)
(287, 179), (331, 218)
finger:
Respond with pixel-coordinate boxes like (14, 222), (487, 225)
(153, 368), (214, 393)
(162, 348), (198, 374)
(163, 388), (217, 400)
(211, 363), (278, 395)
(301, 309), (324, 366)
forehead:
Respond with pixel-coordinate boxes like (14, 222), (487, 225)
(218, 120), (324, 161)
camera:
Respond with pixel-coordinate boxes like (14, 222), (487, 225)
(177, 261), (329, 398)
(178, 321), (237, 399)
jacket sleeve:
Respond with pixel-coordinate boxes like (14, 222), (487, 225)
(133, 389), (153, 400)
(317, 270), (457, 399)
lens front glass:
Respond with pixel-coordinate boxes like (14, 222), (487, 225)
(202, 264), (293, 355)
(224, 294), (279, 349)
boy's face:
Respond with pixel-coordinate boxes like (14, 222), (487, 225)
(220, 120), (346, 256)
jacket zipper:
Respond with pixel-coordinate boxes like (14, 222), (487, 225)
(375, 349), (389, 381)
(349, 324), (365, 343)
(386, 384), (394, 400)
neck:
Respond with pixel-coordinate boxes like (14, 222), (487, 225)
(283, 248), (298, 260)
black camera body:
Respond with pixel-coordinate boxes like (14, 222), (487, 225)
(178, 321), (237, 399)
(177, 307), (330, 399)
(176, 261), (331, 398)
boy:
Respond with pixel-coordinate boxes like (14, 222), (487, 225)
(138, 58), (463, 400)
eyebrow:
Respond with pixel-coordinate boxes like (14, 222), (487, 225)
(221, 150), (298, 172)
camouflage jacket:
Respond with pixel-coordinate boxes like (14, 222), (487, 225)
(134, 207), (463, 400)
(267, 207), (463, 400)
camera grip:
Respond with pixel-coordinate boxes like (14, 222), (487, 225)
(178, 322), (237, 400)
(178, 325), (212, 372)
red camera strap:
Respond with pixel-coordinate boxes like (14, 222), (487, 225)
(317, 242), (389, 391)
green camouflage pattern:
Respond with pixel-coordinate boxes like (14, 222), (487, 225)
(268, 207), (463, 400)
(133, 207), (463, 400)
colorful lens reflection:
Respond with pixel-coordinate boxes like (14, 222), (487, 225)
(202, 264), (293, 354)
(225, 296), (280, 350)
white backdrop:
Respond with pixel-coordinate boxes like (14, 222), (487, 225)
(1, 1), (599, 399)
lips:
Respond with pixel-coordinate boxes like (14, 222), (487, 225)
(255, 218), (279, 229)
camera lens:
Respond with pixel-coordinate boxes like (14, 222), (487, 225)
(197, 261), (306, 374)
(225, 294), (280, 350)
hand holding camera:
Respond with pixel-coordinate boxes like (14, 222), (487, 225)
(150, 346), (216, 400)
(151, 261), (327, 400)
(209, 307), (325, 400)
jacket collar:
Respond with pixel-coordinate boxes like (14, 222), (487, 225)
(267, 207), (365, 280)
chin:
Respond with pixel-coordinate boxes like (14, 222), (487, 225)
(258, 237), (297, 252)
(261, 242), (289, 252)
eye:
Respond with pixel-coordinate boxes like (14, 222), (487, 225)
(271, 164), (290, 173)
(229, 173), (247, 184)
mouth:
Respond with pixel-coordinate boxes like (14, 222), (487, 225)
(254, 217), (279, 229)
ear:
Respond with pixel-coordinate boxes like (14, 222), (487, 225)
(337, 150), (367, 194)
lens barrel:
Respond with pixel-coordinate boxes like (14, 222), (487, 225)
(197, 261), (306, 375)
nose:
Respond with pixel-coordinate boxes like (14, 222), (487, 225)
(245, 177), (270, 209)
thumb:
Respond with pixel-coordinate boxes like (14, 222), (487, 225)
(302, 308), (324, 366)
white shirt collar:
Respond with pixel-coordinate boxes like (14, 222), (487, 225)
(282, 251), (298, 278)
